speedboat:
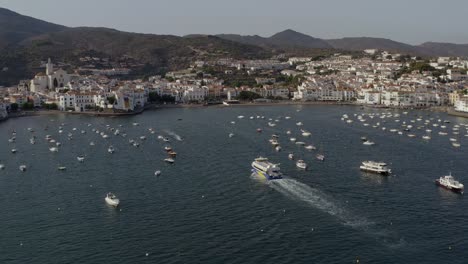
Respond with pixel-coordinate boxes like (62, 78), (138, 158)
(296, 160), (307, 170)
(316, 154), (325, 161)
(286, 130), (291, 135)
(452, 142), (461, 148)
(301, 130), (312, 137)
(58, 166), (67, 171)
(229, 133), (235, 138)
(11, 148), (17, 154)
(19, 165), (27, 172)
(422, 135), (431, 140)
(275, 146), (282, 152)
(435, 173), (464, 193)
(270, 139), (280, 146)
(164, 146), (172, 152)
(257, 128), (262, 133)
(77, 156), (85, 162)
(251, 157), (283, 180)
(360, 161), (391, 175)
(363, 140), (375, 146)
(295, 141), (306, 145)
(288, 153), (294, 160)
(290, 137), (297, 142)
(296, 122), (303, 126)
(105, 193), (120, 207)
(168, 151), (177, 157)
(154, 170), (161, 176)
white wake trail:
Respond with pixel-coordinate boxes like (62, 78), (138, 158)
(270, 178), (372, 228)
(164, 130), (183, 141)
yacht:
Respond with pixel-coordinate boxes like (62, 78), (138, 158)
(19, 165), (27, 172)
(286, 130), (291, 135)
(296, 160), (308, 170)
(422, 135), (431, 140)
(439, 131), (448, 136)
(105, 193), (120, 207)
(295, 141), (306, 145)
(108, 146), (115, 154)
(435, 174), (464, 193)
(90, 141), (95, 146)
(360, 161), (391, 175)
(305, 145), (316, 150)
(452, 142), (461, 148)
(251, 157), (283, 180)
(140, 136), (146, 140)
(363, 140), (375, 146)
(256, 128), (262, 133)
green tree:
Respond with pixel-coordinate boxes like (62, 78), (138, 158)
(148, 92), (161, 102)
(107, 96), (116, 105)
(22, 102), (34, 110)
(236, 91), (262, 101)
(10, 103), (18, 111)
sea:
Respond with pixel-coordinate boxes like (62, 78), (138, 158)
(0, 105), (467, 264)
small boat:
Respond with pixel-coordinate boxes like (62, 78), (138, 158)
(288, 153), (294, 160)
(270, 139), (280, 146)
(408, 134), (416, 138)
(77, 156), (85, 162)
(164, 146), (172, 152)
(30, 138), (36, 145)
(296, 122), (303, 126)
(305, 145), (316, 150)
(133, 142), (140, 148)
(438, 132), (448, 136)
(363, 140), (375, 146)
(316, 154), (325, 161)
(290, 138), (297, 142)
(19, 165), (27, 172)
(452, 142), (461, 148)
(49, 147), (59, 153)
(105, 193), (120, 207)
(0, 164), (5, 170)
(422, 135), (431, 140)
(301, 130), (312, 137)
(449, 138), (457, 142)
(286, 130), (291, 135)
(11, 149), (17, 154)
(163, 137), (170, 142)
(229, 133), (235, 138)
(108, 146), (115, 154)
(164, 158), (175, 164)
(275, 146), (282, 152)
(168, 151), (177, 157)
(140, 136), (146, 140)
(257, 128), (262, 133)
(154, 170), (161, 176)
(360, 136), (367, 141)
(295, 141), (306, 145)
(90, 142), (95, 146)
(296, 160), (307, 170)
(58, 166), (67, 171)
(435, 173), (464, 194)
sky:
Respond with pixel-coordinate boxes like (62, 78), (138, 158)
(1, 0), (467, 45)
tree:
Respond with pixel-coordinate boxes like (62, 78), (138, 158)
(107, 96), (116, 105)
(236, 91), (262, 101)
(10, 103), (18, 111)
(22, 102), (34, 110)
(148, 92), (161, 102)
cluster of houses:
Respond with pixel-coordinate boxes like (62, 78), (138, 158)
(0, 52), (468, 120)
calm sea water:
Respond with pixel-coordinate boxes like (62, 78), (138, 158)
(0, 105), (467, 264)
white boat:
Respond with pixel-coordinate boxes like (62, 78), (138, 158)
(270, 139), (280, 146)
(108, 146), (115, 154)
(164, 146), (172, 151)
(58, 166), (67, 171)
(90, 141), (95, 146)
(452, 142), (461, 148)
(449, 138), (457, 142)
(229, 133), (235, 138)
(290, 137), (297, 142)
(435, 173), (464, 193)
(305, 145), (316, 150)
(0, 164), (5, 170)
(286, 130), (291, 135)
(408, 134), (416, 138)
(360, 161), (391, 174)
(295, 141), (306, 145)
(422, 135), (431, 140)
(301, 130), (312, 137)
(438, 132), (448, 136)
(49, 147), (59, 153)
(11, 148), (17, 154)
(163, 137), (170, 142)
(19, 165), (27, 172)
(296, 122), (303, 126)
(77, 156), (85, 162)
(275, 146), (282, 152)
(140, 136), (146, 140)
(296, 160), (307, 170)
(154, 170), (161, 176)
(363, 140), (375, 146)
(288, 153), (294, 160)
(164, 158), (175, 164)
(105, 193), (120, 207)
(316, 154), (325, 161)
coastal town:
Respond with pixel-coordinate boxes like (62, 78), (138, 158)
(1, 49), (468, 121)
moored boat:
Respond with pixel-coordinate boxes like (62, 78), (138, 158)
(105, 193), (120, 207)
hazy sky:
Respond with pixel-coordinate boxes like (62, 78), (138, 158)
(1, 0), (467, 44)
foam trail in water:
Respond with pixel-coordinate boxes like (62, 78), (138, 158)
(270, 178), (372, 228)
(164, 130), (183, 141)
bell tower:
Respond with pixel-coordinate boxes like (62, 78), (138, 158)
(46, 58), (53, 75)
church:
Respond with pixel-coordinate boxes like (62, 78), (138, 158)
(30, 59), (71, 93)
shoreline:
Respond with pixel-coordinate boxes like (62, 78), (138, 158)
(0, 102), (460, 122)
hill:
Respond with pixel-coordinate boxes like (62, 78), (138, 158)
(0, 7), (67, 49)
(218, 29), (332, 49)
(418, 42), (468, 57)
(326, 37), (424, 55)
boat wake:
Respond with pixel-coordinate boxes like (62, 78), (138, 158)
(270, 178), (372, 228)
(269, 178), (405, 247)
(164, 130), (183, 141)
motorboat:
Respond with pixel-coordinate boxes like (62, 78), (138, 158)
(77, 156), (85, 162)
(105, 193), (120, 207)
(58, 166), (67, 171)
(288, 153), (294, 160)
(154, 170), (161, 176)
(275, 146), (282, 152)
(108, 146), (115, 154)
(305, 145), (316, 150)
(11, 148), (17, 154)
(19, 165), (27, 172)
(168, 151), (177, 157)
(435, 173), (464, 193)
(164, 158), (175, 164)
(363, 140), (375, 146)
(49, 147), (59, 153)
(301, 130), (312, 137)
(296, 160), (307, 170)
(0, 164), (5, 170)
(290, 137), (297, 142)
(164, 146), (172, 152)
(229, 133), (235, 138)
(316, 154), (325, 161)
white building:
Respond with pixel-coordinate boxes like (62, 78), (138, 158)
(30, 59), (71, 93)
(455, 97), (468, 113)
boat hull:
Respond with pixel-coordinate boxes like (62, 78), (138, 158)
(435, 180), (464, 194)
(360, 166), (390, 175)
(105, 197), (120, 207)
(251, 167), (282, 180)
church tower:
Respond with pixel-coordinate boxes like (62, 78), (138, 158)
(46, 58), (53, 75)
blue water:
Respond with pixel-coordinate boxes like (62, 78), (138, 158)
(0, 105), (467, 263)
